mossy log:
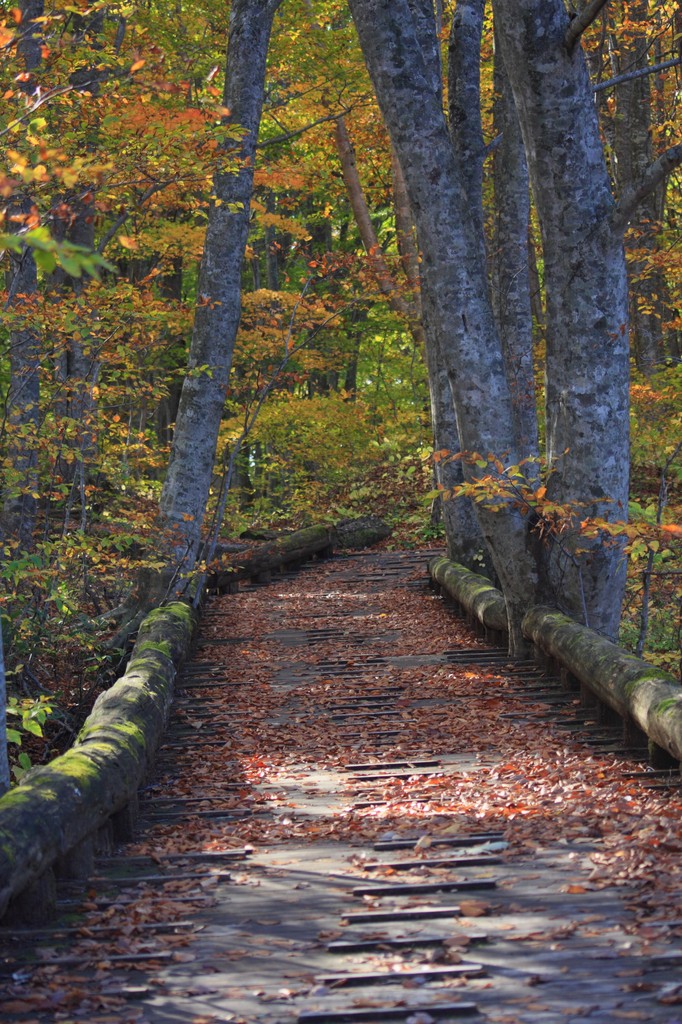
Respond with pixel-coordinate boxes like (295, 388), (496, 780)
(522, 606), (682, 763)
(335, 516), (391, 549)
(210, 524), (336, 589)
(428, 555), (507, 634)
(0, 601), (197, 920)
(429, 557), (682, 764)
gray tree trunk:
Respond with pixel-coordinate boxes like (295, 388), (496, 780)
(2, 0), (44, 549)
(490, 31), (539, 467)
(493, 0), (630, 639)
(448, 0), (486, 250)
(2, 200), (40, 550)
(0, 617), (8, 797)
(348, 0), (539, 651)
(392, 150), (490, 572)
(338, 112), (489, 571)
(611, 0), (670, 374)
(159, 0), (283, 571)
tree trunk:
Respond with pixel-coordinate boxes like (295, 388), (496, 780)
(610, 0), (670, 374)
(494, 0), (630, 639)
(348, 0), (539, 652)
(209, 525), (335, 589)
(0, 618), (8, 797)
(2, 199), (40, 550)
(1, 0), (44, 550)
(159, 0), (283, 574)
(490, 34), (539, 467)
(338, 109), (489, 573)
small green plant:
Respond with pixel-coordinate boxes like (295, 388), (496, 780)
(6, 695), (53, 781)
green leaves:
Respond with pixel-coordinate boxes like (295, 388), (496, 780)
(1, 227), (115, 280)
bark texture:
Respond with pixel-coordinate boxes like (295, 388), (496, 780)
(0, 620), (8, 797)
(494, 0), (630, 639)
(1, 0), (44, 548)
(611, 0), (672, 373)
(390, 147), (489, 571)
(335, 517), (391, 549)
(0, 602), (196, 920)
(159, 0), (282, 571)
(490, 34), (539, 466)
(2, 198), (40, 549)
(338, 114), (488, 572)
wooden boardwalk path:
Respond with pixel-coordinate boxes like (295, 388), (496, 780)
(2, 550), (682, 1023)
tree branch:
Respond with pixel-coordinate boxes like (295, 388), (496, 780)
(565, 0), (610, 52)
(594, 55), (681, 93)
(96, 182), (165, 253)
(258, 107), (352, 148)
(334, 115), (413, 320)
(614, 141), (682, 231)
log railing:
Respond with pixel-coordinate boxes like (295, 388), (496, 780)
(0, 524), (340, 923)
(429, 555), (682, 770)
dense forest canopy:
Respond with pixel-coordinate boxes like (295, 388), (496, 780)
(0, 0), (681, 789)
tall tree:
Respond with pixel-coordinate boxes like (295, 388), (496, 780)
(493, 0), (681, 639)
(347, 0), (539, 651)
(1, 0), (44, 550)
(490, 25), (539, 466)
(335, 114), (489, 571)
(159, 0), (284, 574)
(348, 0), (681, 643)
(609, 0), (675, 373)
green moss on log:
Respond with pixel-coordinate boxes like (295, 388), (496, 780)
(428, 555), (507, 633)
(523, 605), (682, 763)
(0, 600), (197, 919)
(210, 524), (336, 590)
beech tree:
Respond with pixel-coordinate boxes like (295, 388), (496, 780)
(158, 0), (284, 574)
(347, 0), (682, 645)
(1, 0), (43, 550)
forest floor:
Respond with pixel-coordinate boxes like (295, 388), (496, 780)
(2, 549), (682, 1024)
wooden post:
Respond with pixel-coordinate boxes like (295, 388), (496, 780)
(55, 834), (95, 880)
(112, 792), (139, 842)
(3, 869), (57, 926)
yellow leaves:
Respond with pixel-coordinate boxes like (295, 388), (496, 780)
(130, 59), (146, 73)
(118, 235), (138, 250)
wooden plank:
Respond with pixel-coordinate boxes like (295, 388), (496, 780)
(87, 869), (233, 885)
(364, 854), (502, 871)
(328, 933), (487, 953)
(0, 950), (176, 972)
(0, 919), (196, 939)
(342, 905), (462, 924)
(350, 770), (442, 782)
(298, 1001), (479, 1021)
(345, 759), (441, 771)
(315, 963), (484, 985)
(352, 878), (497, 897)
(97, 849), (251, 865)
(374, 832), (503, 851)
(141, 808), (253, 821)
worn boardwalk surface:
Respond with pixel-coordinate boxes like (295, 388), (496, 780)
(2, 550), (682, 1023)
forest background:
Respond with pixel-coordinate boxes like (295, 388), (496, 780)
(0, 0), (681, 787)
